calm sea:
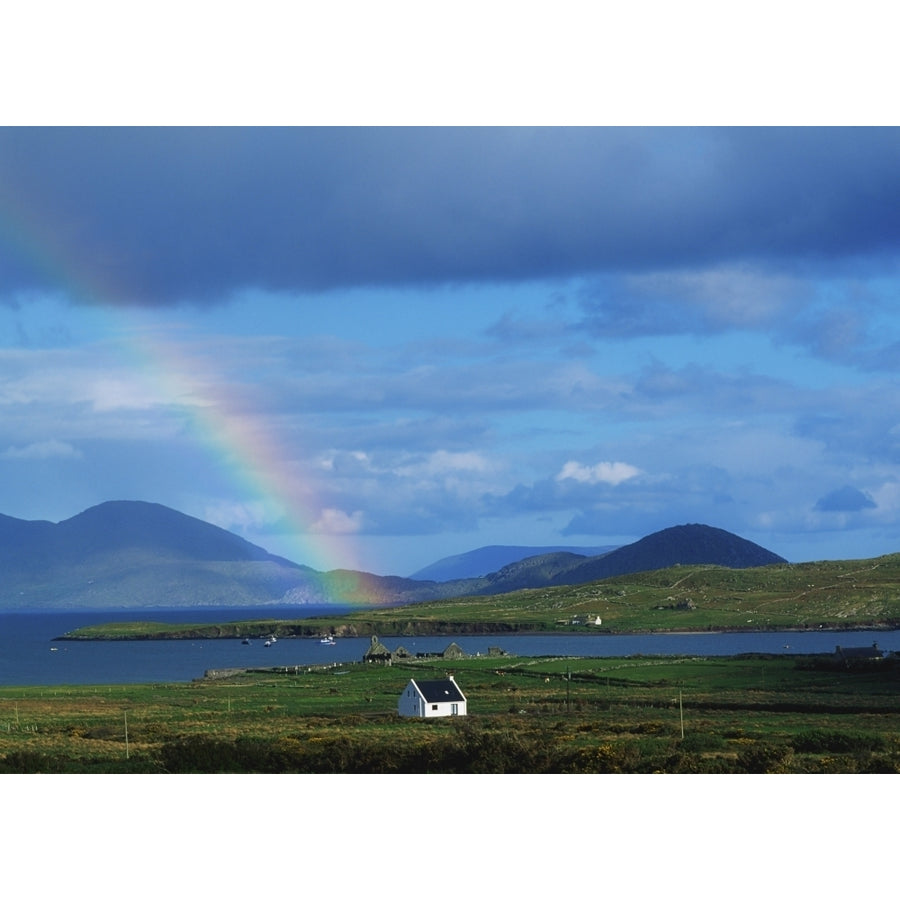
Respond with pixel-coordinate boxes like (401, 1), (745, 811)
(1, 607), (897, 686)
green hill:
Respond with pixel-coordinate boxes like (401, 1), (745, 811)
(303, 553), (900, 636)
(65, 553), (900, 640)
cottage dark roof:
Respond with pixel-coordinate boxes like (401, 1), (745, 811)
(834, 643), (883, 660)
(412, 678), (465, 703)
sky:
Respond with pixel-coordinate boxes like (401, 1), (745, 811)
(2, 126), (900, 577)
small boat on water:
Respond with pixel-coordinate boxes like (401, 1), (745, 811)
(241, 638), (251, 645)
(319, 636), (336, 645)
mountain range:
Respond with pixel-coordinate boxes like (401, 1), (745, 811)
(408, 544), (617, 581)
(0, 500), (788, 611)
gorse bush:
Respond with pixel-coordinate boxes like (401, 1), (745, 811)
(791, 729), (887, 754)
(150, 721), (720, 773)
(736, 742), (795, 773)
(153, 721), (601, 773)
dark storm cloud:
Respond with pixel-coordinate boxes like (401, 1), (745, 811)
(814, 485), (877, 512)
(2, 127), (900, 306)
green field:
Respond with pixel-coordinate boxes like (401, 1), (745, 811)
(329, 554), (900, 634)
(58, 554), (900, 642)
(14, 553), (900, 774)
(3, 653), (899, 773)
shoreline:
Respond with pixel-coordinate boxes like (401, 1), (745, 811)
(52, 621), (900, 642)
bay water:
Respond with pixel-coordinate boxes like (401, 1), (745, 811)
(1, 607), (897, 686)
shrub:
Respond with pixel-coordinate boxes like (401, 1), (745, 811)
(679, 732), (727, 753)
(736, 741), (795, 773)
(792, 729), (887, 755)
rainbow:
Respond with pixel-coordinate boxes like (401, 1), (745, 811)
(121, 319), (361, 576)
(0, 178), (363, 582)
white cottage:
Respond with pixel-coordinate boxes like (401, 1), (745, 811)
(397, 676), (467, 718)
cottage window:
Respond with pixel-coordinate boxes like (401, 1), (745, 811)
(431, 704), (438, 710)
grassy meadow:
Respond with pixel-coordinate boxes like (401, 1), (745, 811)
(330, 554), (900, 634)
(59, 554), (900, 642)
(3, 652), (900, 773)
(10, 553), (900, 773)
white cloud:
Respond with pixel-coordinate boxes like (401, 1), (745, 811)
(867, 480), (900, 519)
(556, 460), (641, 486)
(311, 507), (364, 535)
(626, 265), (803, 330)
(396, 449), (493, 478)
(202, 500), (277, 532)
(88, 376), (172, 412)
(1, 439), (82, 460)
(425, 450), (491, 473)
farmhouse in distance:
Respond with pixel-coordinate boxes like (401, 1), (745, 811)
(398, 676), (467, 718)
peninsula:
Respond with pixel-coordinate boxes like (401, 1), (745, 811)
(57, 554), (900, 641)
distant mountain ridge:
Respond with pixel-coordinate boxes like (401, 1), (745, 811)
(547, 523), (786, 585)
(0, 501), (323, 611)
(409, 544), (617, 581)
(0, 501), (788, 611)
(423, 524), (787, 597)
